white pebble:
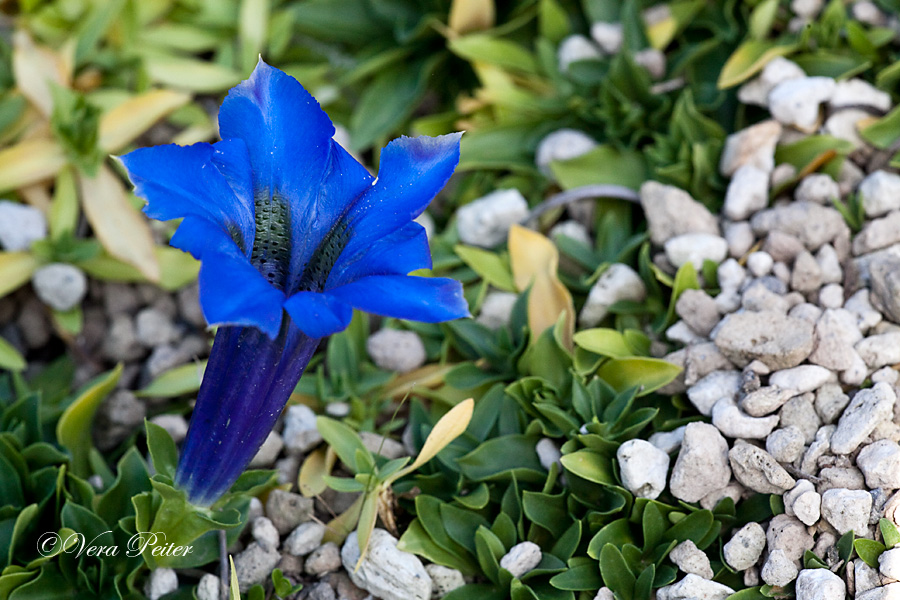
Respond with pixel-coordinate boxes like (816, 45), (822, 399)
(724, 165), (769, 220)
(456, 189), (529, 248)
(590, 22), (623, 54)
(768, 77), (836, 132)
(477, 292), (518, 330)
(367, 329), (427, 373)
(32, 263), (87, 312)
(616, 439), (669, 499)
(579, 263), (646, 327)
(664, 233), (728, 270)
(0, 200), (46, 251)
(557, 35), (601, 71)
(500, 542), (542, 578)
(536, 130), (597, 176)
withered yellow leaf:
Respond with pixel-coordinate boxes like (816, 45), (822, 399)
(12, 30), (73, 118)
(78, 164), (160, 282)
(99, 89), (192, 153)
(0, 138), (67, 194)
(406, 398), (474, 474)
(508, 224), (574, 349)
(448, 0), (495, 34)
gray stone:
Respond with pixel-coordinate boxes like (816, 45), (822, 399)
(639, 181), (719, 245)
(284, 522), (326, 557)
(675, 289), (720, 337)
(282, 404), (322, 454)
(477, 292), (518, 330)
(535, 129), (597, 175)
(801, 425), (835, 475)
(831, 78), (891, 111)
(713, 311), (814, 370)
(723, 522), (766, 571)
(103, 314), (143, 361)
(234, 542), (281, 592)
(712, 398), (780, 439)
(0, 200), (46, 251)
(747, 251), (774, 277)
(669, 422), (732, 503)
(426, 564), (465, 598)
(590, 21), (623, 54)
(761, 549), (799, 587)
(855, 560), (884, 596)
(741, 386), (796, 417)
(770, 365), (833, 394)
(634, 48), (666, 79)
(649, 426), (686, 454)
(134, 307), (177, 348)
(880, 548), (900, 580)
(550, 220), (592, 247)
(860, 171), (900, 218)
(195, 573), (220, 600)
(342, 529), (432, 600)
(366, 329), (427, 373)
(249, 431), (284, 469)
(148, 414), (188, 444)
(750, 202), (846, 251)
(817, 244), (843, 284)
(536, 438), (562, 472)
(251, 516), (280, 552)
(305, 542), (341, 575)
(856, 333), (900, 369)
(766, 426), (806, 463)
(557, 35), (601, 72)
(832, 383), (896, 454)
(857, 440), (900, 489)
(821, 488), (873, 534)
(664, 233), (728, 270)
(720, 120), (782, 175)
(795, 568), (845, 600)
(265, 490), (314, 536)
(791, 251), (823, 293)
(32, 263), (87, 311)
(144, 568), (177, 600)
(655, 573), (733, 600)
(854, 211), (900, 256)
(742, 282), (791, 314)
(767, 514), (815, 564)
(616, 439), (669, 499)
(94, 390), (146, 451)
(359, 431), (407, 460)
(456, 189), (528, 248)
(500, 541), (543, 578)
(687, 370), (742, 416)
(579, 263), (646, 327)
(307, 582), (336, 600)
(780, 395), (822, 445)
(738, 57), (805, 106)
(669, 540), (714, 579)
(729, 440), (796, 494)
(795, 174), (840, 205)
(724, 164), (769, 220)
(865, 257), (900, 324)
(764, 231), (806, 263)
(809, 309), (863, 370)
(768, 76), (836, 132)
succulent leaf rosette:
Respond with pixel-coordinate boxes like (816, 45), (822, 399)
(120, 60), (469, 507)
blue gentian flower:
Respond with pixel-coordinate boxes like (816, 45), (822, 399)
(120, 60), (469, 506)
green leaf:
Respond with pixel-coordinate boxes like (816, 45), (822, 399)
(774, 135), (854, 178)
(837, 529), (855, 563)
(599, 544), (635, 600)
(561, 449), (614, 486)
(316, 416), (370, 473)
(539, 0), (569, 42)
(0, 336), (25, 372)
(573, 329), (633, 359)
(855, 537), (886, 567)
(145, 420), (178, 479)
(596, 358), (682, 396)
(861, 104), (900, 150)
(549, 562), (602, 591)
(664, 510), (714, 546)
(0, 252), (39, 300)
(457, 434), (545, 483)
(455, 245), (516, 292)
(449, 35), (537, 73)
(136, 361), (206, 398)
(718, 39), (798, 89)
(587, 519), (634, 559)
(141, 51), (242, 92)
(881, 518), (900, 548)
(56, 364), (122, 476)
(550, 146), (648, 191)
(749, 0), (779, 40)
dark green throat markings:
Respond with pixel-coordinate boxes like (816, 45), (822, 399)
(249, 192), (351, 293)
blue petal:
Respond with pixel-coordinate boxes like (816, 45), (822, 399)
(283, 291), (353, 338)
(338, 133), (461, 260)
(326, 222), (431, 289)
(217, 59), (373, 287)
(178, 217), (285, 337)
(119, 141), (254, 254)
(327, 275), (470, 323)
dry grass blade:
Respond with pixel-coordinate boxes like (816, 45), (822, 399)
(0, 138), (67, 194)
(99, 89), (192, 153)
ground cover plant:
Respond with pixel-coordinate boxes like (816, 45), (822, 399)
(3, 1), (900, 599)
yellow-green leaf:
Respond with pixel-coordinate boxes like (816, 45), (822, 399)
(141, 52), (242, 93)
(0, 335), (25, 371)
(78, 246), (198, 290)
(12, 30), (72, 118)
(229, 556), (240, 600)
(0, 138), (68, 194)
(99, 89), (191, 153)
(322, 495), (364, 545)
(596, 357), (682, 396)
(718, 39), (798, 89)
(238, 0), (270, 73)
(449, 35), (536, 73)
(455, 244), (516, 292)
(0, 251), (39, 299)
(298, 446), (335, 498)
(573, 329), (633, 359)
(509, 225), (574, 349)
(403, 398), (474, 476)
(136, 360), (206, 398)
(57, 364), (123, 476)
(354, 490), (380, 570)
(78, 165), (160, 283)
(50, 167), (79, 240)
